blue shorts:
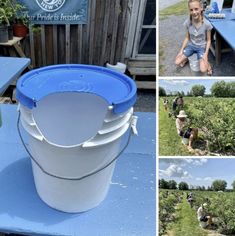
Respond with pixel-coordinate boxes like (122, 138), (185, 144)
(183, 44), (205, 59)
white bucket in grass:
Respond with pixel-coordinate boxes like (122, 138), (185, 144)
(16, 64), (137, 213)
(182, 137), (189, 145)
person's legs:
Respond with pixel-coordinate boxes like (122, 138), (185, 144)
(197, 48), (212, 75)
(188, 128), (198, 148)
(175, 54), (188, 67)
(175, 45), (194, 67)
(207, 214), (212, 226)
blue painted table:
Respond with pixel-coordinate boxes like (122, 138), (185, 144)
(206, 9), (235, 64)
(0, 57), (31, 95)
(0, 105), (156, 236)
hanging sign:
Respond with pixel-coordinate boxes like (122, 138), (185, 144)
(18, 0), (88, 24)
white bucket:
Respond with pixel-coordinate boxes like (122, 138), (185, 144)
(16, 64), (137, 213)
(18, 95), (134, 213)
(188, 54), (200, 72)
(19, 111), (132, 212)
(199, 221), (207, 228)
(182, 137), (189, 145)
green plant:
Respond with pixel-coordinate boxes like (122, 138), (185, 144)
(0, 0), (28, 25)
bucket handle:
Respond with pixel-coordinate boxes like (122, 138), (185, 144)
(17, 111), (138, 181)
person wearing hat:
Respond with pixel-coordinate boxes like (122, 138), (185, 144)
(175, 110), (198, 151)
(197, 203), (212, 228)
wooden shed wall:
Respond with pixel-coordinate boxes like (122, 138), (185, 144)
(26, 0), (135, 68)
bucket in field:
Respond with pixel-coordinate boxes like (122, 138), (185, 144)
(16, 64), (137, 213)
(199, 221), (207, 228)
(182, 137), (189, 145)
(188, 54), (200, 72)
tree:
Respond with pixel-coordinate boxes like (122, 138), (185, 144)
(178, 182), (189, 190)
(227, 82), (235, 97)
(190, 85), (206, 96)
(211, 81), (235, 97)
(232, 180), (235, 190)
(211, 180), (227, 191)
(168, 180), (177, 189)
(159, 87), (166, 96)
(207, 186), (213, 191)
(211, 81), (228, 97)
(159, 179), (169, 189)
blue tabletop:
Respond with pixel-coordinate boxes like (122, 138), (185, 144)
(0, 57), (31, 95)
(205, 8), (235, 50)
(211, 20), (235, 50)
(0, 105), (156, 236)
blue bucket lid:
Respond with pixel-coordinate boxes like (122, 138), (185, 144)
(16, 64), (137, 114)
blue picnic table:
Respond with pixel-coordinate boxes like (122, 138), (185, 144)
(0, 57), (31, 95)
(206, 8), (235, 65)
(0, 104), (156, 236)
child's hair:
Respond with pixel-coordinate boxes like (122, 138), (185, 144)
(188, 0), (204, 25)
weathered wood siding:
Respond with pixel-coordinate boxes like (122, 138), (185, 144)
(26, 0), (136, 68)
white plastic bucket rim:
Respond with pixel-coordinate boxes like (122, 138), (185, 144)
(19, 108), (133, 148)
(98, 108), (133, 134)
(19, 102), (134, 147)
(104, 106), (132, 122)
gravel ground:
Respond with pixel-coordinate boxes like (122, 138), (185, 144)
(134, 90), (156, 113)
(159, 6), (235, 76)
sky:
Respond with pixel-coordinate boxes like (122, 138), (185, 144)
(159, 79), (235, 95)
(159, 158), (235, 189)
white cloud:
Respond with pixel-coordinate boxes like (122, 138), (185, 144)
(159, 164), (191, 178)
(160, 158), (207, 166)
(195, 176), (213, 182)
(164, 80), (190, 86)
(204, 177), (213, 181)
(193, 159), (208, 166)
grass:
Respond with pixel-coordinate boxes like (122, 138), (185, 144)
(159, 0), (188, 75)
(159, 43), (166, 76)
(169, 197), (208, 236)
(159, 98), (191, 156)
(159, 0), (188, 20)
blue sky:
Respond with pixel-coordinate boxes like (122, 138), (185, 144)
(159, 158), (235, 189)
(159, 79), (235, 95)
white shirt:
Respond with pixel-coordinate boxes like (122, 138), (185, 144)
(175, 118), (187, 135)
(197, 206), (205, 220)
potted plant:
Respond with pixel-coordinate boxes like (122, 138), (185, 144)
(0, 0), (12, 42)
(0, 0), (29, 38)
(9, 0), (29, 37)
